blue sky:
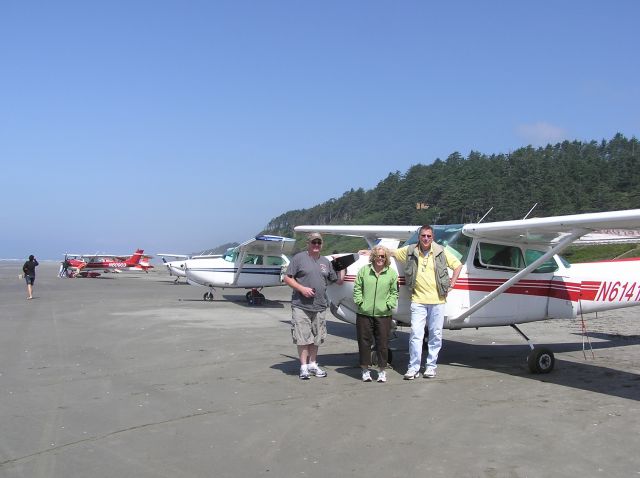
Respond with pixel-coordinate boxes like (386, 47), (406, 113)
(2, 1), (639, 260)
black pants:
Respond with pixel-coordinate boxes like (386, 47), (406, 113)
(356, 314), (391, 368)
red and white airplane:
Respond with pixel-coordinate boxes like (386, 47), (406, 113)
(65, 249), (148, 278)
(295, 208), (640, 373)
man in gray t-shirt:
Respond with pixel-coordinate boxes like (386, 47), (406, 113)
(284, 232), (342, 380)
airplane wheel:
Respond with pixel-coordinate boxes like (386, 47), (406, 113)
(246, 291), (265, 305)
(527, 347), (555, 374)
(203, 292), (214, 301)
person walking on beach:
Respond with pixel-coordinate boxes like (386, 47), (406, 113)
(22, 254), (39, 299)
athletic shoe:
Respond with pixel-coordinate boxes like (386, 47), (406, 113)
(299, 368), (310, 380)
(362, 370), (372, 382)
(377, 370), (387, 383)
(423, 368), (436, 378)
(308, 365), (327, 378)
(403, 369), (420, 380)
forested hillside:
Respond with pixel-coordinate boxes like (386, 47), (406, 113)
(263, 134), (639, 250)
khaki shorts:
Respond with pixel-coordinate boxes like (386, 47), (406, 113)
(291, 307), (327, 346)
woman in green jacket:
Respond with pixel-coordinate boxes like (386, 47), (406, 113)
(353, 245), (398, 382)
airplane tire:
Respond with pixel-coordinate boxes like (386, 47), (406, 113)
(203, 292), (214, 301)
(246, 292), (265, 306)
(527, 347), (554, 374)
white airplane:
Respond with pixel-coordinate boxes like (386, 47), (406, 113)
(295, 209), (640, 373)
(174, 235), (296, 304)
(157, 253), (222, 283)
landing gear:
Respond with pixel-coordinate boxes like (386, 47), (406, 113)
(246, 288), (265, 306)
(203, 288), (214, 301)
(527, 347), (555, 374)
(511, 324), (555, 373)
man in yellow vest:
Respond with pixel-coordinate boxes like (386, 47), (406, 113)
(390, 225), (462, 379)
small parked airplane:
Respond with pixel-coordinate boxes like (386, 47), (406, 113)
(295, 208), (640, 373)
(163, 235), (296, 304)
(64, 249), (147, 277)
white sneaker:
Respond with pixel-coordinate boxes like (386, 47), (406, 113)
(299, 368), (310, 380)
(308, 364), (327, 378)
(377, 370), (387, 383)
(362, 370), (372, 382)
(403, 369), (420, 380)
(423, 368), (436, 378)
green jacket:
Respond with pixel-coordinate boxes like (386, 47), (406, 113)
(353, 264), (399, 317)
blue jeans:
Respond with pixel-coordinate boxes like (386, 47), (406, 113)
(408, 303), (445, 372)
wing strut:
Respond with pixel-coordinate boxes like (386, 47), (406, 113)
(449, 229), (587, 326)
(232, 249), (247, 286)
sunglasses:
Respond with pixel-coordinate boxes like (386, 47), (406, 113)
(374, 254), (386, 259)
(420, 234), (433, 238)
(310, 240), (322, 245)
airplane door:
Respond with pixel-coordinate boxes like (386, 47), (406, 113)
(463, 242), (556, 326)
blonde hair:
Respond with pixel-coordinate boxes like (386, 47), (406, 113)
(369, 245), (391, 268)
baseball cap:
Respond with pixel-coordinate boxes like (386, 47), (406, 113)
(307, 232), (323, 242)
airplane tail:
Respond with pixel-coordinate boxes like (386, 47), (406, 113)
(125, 249), (144, 266)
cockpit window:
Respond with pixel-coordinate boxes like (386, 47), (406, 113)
(243, 254), (263, 265)
(475, 243), (525, 271)
(473, 243), (559, 273)
(265, 256), (285, 266)
(223, 250), (238, 262)
(525, 249), (559, 273)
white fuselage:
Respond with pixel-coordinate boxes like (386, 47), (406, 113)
(327, 244), (640, 329)
(185, 254), (288, 289)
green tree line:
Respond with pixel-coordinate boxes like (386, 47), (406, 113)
(262, 134), (640, 257)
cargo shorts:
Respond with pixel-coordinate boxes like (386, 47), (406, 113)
(291, 306), (327, 346)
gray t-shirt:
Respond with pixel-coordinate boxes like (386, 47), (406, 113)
(286, 251), (338, 312)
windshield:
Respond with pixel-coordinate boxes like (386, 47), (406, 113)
(403, 225), (472, 263)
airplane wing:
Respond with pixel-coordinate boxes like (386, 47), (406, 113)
(294, 225), (419, 248)
(237, 235), (297, 255)
(157, 253), (191, 259)
(462, 209), (640, 246)
(574, 229), (640, 245)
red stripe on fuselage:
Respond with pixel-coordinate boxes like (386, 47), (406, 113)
(342, 274), (602, 302)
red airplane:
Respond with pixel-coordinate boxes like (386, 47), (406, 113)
(64, 249), (146, 278)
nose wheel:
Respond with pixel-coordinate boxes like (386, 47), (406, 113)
(203, 288), (215, 301)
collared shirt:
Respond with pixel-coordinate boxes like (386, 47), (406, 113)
(395, 245), (461, 304)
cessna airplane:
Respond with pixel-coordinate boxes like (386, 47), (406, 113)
(295, 208), (640, 373)
(158, 254), (192, 283)
(157, 253), (223, 284)
(169, 235), (296, 304)
(65, 249), (147, 277)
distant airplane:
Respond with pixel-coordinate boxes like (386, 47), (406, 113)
(295, 208), (640, 373)
(65, 249), (148, 278)
(162, 235), (296, 305)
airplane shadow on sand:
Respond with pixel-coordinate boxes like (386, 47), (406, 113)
(272, 321), (640, 401)
(177, 294), (286, 309)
